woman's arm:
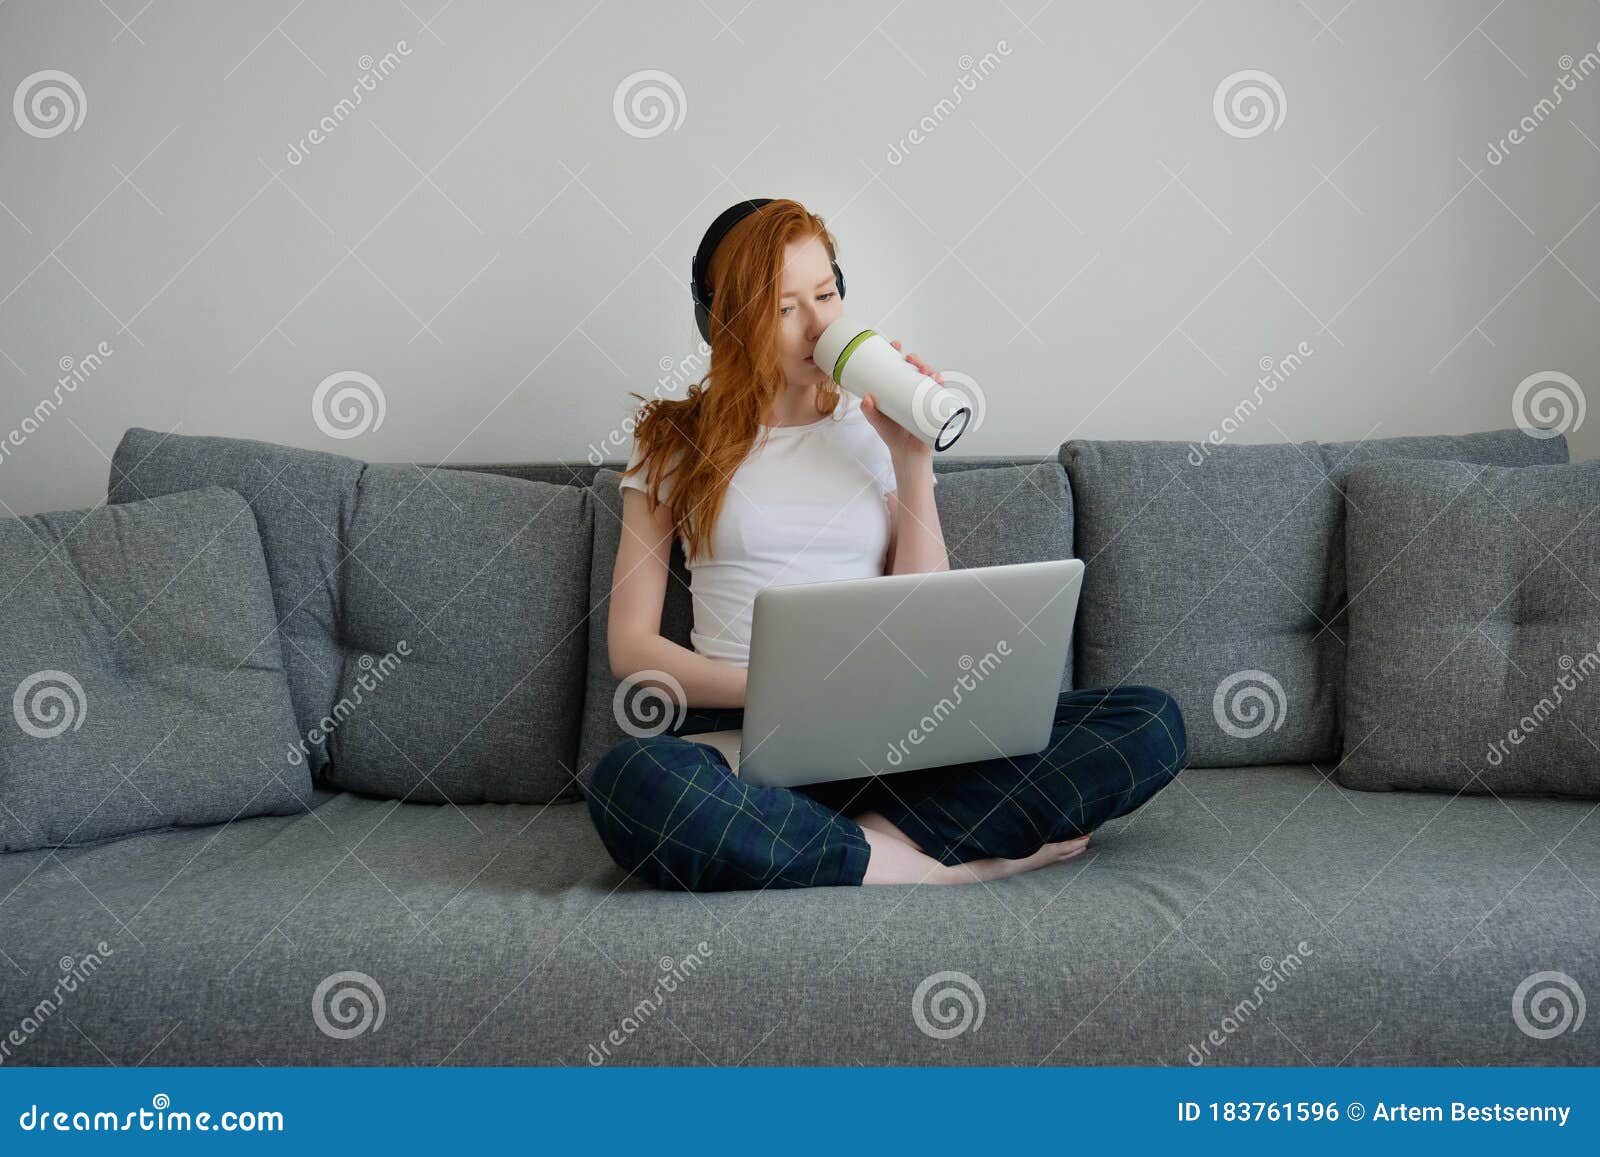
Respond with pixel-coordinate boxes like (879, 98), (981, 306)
(862, 340), (952, 576)
(884, 449), (949, 575)
(609, 488), (750, 709)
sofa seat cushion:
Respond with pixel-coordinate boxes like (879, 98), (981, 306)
(1339, 458), (1600, 797)
(0, 485), (313, 852)
(1061, 429), (1569, 769)
(574, 461), (1075, 793)
(2, 765), (1594, 1065)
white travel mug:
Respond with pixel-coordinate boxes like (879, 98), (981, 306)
(811, 317), (972, 451)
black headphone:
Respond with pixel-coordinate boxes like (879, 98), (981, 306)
(690, 198), (846, 343)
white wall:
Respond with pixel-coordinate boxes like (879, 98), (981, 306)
(2, 0), (1597, 516)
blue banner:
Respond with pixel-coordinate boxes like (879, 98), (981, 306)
(1, 1066), (1594, 1152)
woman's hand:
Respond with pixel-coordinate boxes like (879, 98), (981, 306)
(860, 339), (939, 463)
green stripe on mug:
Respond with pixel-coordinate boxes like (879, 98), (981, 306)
(831, 328), (878, 383)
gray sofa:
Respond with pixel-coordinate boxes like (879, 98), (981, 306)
(1, 423), (1595, 1066)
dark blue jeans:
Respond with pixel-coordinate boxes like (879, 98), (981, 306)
(585, 684), (1187, 892)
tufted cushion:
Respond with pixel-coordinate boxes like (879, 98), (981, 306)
(1337, 459), (1600, 797)
(326, 464), (591, 803)
(0, 486), (312, 851)
(1061, 429), (1569, 767)
(107, 429), (593, 804)
(574, 460), (1075, 792)
(109, 427), (362, 778)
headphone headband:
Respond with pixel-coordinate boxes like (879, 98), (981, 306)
(689, 198), (845, 343)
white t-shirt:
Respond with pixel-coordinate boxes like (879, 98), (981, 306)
(619, 392), (936, 669)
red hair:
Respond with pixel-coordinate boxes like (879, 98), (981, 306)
(621, 199), (843, 562)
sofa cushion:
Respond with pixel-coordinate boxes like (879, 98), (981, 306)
(3, 765), (1595, 1065)
(0, 486), (313, 852)
(107, 428), (594, 804)
(1337, 458), (1600, 797)
(574, 460), (1075, 792)
(1061, 429), (1569, 768)
(109, 427), (363, 779)
(326, 464), (592, 804)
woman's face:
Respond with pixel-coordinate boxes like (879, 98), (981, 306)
(775, 235), (843, 388)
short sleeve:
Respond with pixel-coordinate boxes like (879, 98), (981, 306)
(619, 441), (676, 501)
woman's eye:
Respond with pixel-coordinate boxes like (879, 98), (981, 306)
(779, 305), (794, 317)
(817, 292), (836, 302)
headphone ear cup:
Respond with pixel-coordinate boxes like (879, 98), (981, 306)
(833, 261), (846, 300)
(693, 289), (711, 344)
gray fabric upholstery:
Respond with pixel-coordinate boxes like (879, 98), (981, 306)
(1061, 429), (1570, 768)
(1338, 459), (1600, 797)
(0, 486), (312, 852)
(107, 429), (593, 804)
(18, 433), (1581, 1066)
(327, 464), (592, 804)
(109, 428), (363, 780)
(574, 460), (1074, 792)
(2, 767), (1594, 1065)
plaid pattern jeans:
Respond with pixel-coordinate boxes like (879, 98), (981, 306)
(585, 684), (1188, 892)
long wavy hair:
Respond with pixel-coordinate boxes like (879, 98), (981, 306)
(621, 199), (845, 563)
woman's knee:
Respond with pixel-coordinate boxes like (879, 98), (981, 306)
(584, 736), (707, 860)
(1113, 684), (1190, 809)
(1122, 685), (1189, 782)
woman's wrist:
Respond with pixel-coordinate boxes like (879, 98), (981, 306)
(890, 445), (934, 478)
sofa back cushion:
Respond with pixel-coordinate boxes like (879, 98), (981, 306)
(108, 429), (592, 804)
(0, 486), (313, 851)
(573, 460), (1075, 792)
(109, 428), (361, 778)
(1061, 428), (1569, 767)
(328, 464), (591, 803)
(1338, 458), (1600, 797)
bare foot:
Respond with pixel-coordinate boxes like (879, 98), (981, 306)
(939, 833), (1092, 885)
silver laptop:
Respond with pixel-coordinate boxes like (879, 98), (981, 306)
(691, 558), (1084, 788)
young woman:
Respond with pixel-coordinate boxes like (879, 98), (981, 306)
(587, 198), (1187, 892)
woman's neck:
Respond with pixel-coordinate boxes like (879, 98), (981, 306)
(762, 382), (826, 428)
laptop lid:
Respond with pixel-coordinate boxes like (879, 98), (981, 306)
(737, 559), (1084, 788)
